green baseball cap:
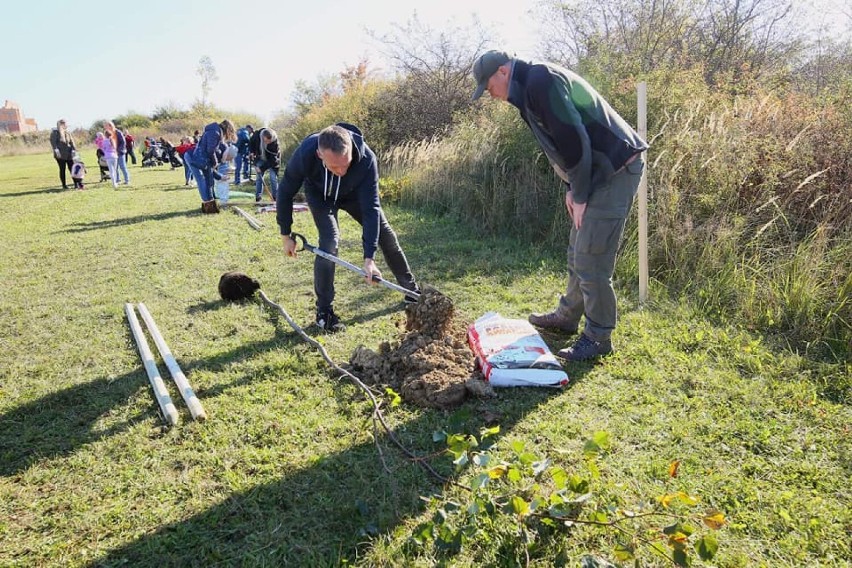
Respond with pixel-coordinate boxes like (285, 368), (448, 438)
(471, 50), (511, 100)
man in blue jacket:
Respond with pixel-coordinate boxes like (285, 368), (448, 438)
(235, 125), (253, 184)
(471, 50), (649, 361)
(277, 123), (420, 332)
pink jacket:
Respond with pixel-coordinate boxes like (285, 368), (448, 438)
(95, 133), (117, 159)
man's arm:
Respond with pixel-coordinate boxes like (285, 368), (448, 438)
(276, 145), (307, 238)
(357, 153), (382, 261)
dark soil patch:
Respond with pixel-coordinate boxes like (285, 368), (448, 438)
(349, 286), (493, 409)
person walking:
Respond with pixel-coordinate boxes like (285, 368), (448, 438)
(175, 136), (196, 186)
(471, 50), (648, 361)
(278, 123), (420, 332)
(234, 124), (253, 184)
(123, 128), (137, 165)
(95, 132), (119, 188)
(186, 119), (237, 213)
(105, 121), (130, 185)
(49, 119), (76, 189)
(248, 127), (280, 202)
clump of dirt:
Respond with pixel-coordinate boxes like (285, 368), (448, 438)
(349, 286), (493, 410)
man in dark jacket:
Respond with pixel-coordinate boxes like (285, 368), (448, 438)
(248, 127), (280, 202)
(471, 50), (649, 361)
(277, 123), (420, 332)
(234, 125), (253, 184)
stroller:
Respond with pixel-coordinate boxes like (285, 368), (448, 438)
(141, 143), (166, 167)
(96, 149), (111, 182)
(160, 141), (183, 169)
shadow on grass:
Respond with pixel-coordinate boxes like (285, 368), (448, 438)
(0, 372), (149, 478)
(90, 309), (593, 566)
(57, 210), (200, 233)
(0, 186), (67, 197)
(0, 329), (310, 480)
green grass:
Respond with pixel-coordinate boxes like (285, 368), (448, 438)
(0, 153), (849, 567)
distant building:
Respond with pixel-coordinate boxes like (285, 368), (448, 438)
(0, 100), (38, 133)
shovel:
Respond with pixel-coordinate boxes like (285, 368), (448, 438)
(290, 232), (421, 301)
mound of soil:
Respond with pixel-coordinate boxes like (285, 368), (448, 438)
(349, 286), (493, 410)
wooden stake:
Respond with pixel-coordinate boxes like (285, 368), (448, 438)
(137, 303), (207, 421)
(233, 206), (263, 231)
(637, 82), (649, 304)
(124, 303), (179, 426)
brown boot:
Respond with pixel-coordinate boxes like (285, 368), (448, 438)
(528, 310), (578, 333)
(201, 200), (220, 214)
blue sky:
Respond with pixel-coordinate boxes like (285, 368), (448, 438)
(0, 0), (538, 130)
(1, 0), (848, 131)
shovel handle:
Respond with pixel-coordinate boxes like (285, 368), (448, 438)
(289, 232), (420, 300)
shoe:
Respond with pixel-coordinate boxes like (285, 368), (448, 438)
(201, 200), (220, 214)
(556, 334), (612, 362)
(316, 308), (345, 332)
(528, 310), (578, 333)
(255, 196), (262, 203)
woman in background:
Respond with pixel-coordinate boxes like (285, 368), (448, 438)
(49, 119), (76, 189)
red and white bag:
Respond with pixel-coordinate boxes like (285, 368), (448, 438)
(467, 312), (569, 387)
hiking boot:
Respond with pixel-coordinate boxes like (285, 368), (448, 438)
(201, 200), (220, 214)
(557, 334), (612, 362)
(316, 308), (345, 332)
(528, 310), (578, 333)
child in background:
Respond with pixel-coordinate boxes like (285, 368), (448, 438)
(214, 143), (238, 207)
(70, 153), (87, 190)
(175, 136), (196, 186)
(95, 132), (119, 188)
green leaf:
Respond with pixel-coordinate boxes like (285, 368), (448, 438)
(481, 425), (500, 438)
(432, 430), (447, 443)
(591, 431), (612, 448)
(510, 496), (530, 517)
(412, 522), (434, 544)
(507, 467), (522, 483)
(587, 459), (601, 479)
(471, 473), (490, 491)
(452, 452), (469, 468)
(550, 466), (568, 489)
(613, 541), (635, 561)
(695, 534), (719, 560)
(518, 451), (537, 465)
(511, 440), (525, 455)
(673, 549), (690, 567)
(568, 474), (590, 493)
(446, 433), (469, 455)
(384, 387), (401, 407)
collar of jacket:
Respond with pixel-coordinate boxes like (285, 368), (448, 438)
(507, 59), (531, 109)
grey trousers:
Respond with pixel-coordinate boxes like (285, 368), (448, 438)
(310, 197), (417, 311)
(556, 157), (645, 341)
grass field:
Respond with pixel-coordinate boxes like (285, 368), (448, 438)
(0, 152), (849, 567)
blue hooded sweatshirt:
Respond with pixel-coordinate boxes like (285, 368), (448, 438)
(188, 122), (223, 169)
(277, 123), (383, 259)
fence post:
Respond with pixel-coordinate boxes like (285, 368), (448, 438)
(637, 82), (649, 303)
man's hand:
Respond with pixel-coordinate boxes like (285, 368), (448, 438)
(564, 191), (574, 223)
(571, 201), (586, 230)
(363, 258), (382, 285)
(565, 191), (586, 230)
(283, 234), (297, 258)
